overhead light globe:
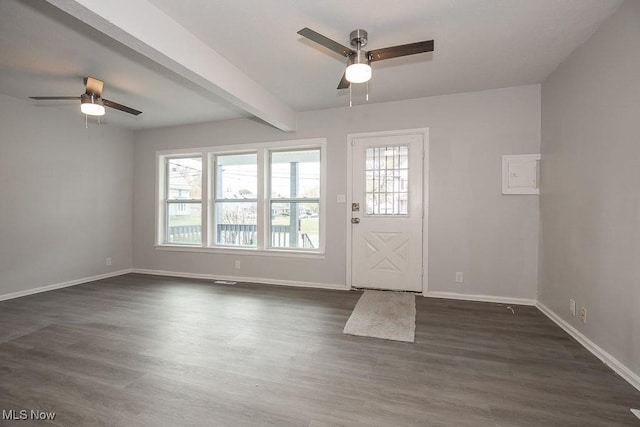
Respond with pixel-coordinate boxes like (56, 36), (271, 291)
(346, 50), (371, 84)
(346, 63), (372, 83)
(80, 93), (106, 116)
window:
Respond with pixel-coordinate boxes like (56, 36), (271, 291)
(164, 156), (202, 244)
(157, 139), (325, 255)
(214, 153), (258, 247)
(269, 149), (320, 249)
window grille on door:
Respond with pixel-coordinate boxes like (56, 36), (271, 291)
(364, 145), (409, 215)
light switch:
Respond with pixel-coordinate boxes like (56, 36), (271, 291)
(336, 194), (346, 203)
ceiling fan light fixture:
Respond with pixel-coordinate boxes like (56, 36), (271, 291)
(346, 50), (371, 84)
(80, 93), (105, 116)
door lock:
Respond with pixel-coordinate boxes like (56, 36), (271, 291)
(351, 218), (360, 224)
(352, 202), (360, 212)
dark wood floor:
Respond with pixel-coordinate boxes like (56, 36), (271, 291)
(1, 274), (639, 426)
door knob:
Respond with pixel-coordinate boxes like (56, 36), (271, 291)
(351, 218), (360, 224)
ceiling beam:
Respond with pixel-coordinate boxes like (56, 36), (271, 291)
(45, 0), (297, 131)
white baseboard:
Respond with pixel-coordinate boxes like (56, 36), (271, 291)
(425, 291), (536, 306)
(132, 268), (349, 291)
(536, 301), (640, 393)
(0, 269), (133, 302)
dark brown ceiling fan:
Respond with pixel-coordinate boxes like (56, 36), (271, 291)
(298, 28), (434, 89)
(30, 77), (142, 116)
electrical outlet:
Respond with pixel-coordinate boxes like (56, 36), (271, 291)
(569, 299), (576, 316)
(580, 307), (587, 323)
(235, 260), (241, 269)
(105, 258), (112, 266)
(455, 272), (464, 283)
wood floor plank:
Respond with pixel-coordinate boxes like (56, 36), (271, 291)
(1, 273), (639, 426)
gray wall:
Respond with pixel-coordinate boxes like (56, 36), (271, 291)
(0, 94), (134, 297)
(134, 84), (541, 300)
(540, 1), (639, 376)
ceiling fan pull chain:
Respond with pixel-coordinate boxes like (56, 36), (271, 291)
(85, 114), (88, 129)
(366, 81), (369, 102)
(349, 84), (352, 107)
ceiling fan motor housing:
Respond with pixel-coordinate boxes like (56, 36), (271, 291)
(350, 29), (368, 48)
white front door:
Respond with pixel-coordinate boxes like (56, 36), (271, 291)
(350, 132), (424, 292)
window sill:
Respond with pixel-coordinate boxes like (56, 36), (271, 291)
(154, 244), (325, 259)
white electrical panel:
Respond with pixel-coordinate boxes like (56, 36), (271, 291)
(502, 154), (540, 195)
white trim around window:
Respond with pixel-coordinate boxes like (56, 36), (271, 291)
(156, 138), (327, 257)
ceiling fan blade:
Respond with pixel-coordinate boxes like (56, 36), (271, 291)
(298, 27), (354, 57)
(29, 96), (80, 100)
(102, 99), (142, 116)
(368, 40), (434, 62)
(337, 72), (350, 90)
(84, 76), (104, 96)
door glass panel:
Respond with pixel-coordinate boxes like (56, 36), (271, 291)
(364, 146), (409, 215)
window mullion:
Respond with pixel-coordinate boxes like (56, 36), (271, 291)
(271, 198), (320, 203)
(207, 153), (214, 247)
(212, 154), (220, 246)
(201, 152), (208, 248)
(212, 198), (258, 203)
(256, 148), (266, 250)
(162, 157), (170, 244)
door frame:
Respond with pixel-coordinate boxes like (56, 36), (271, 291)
(346, 128), (429, 295)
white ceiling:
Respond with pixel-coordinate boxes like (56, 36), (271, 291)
(0, 0), (622, 130)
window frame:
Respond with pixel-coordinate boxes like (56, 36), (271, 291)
(162, 155), (204, 246)
(267, 148), (322, 250)
(212, 151), (260, 248)
(156, 138), (326, 257)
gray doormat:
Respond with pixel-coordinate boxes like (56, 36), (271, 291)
(343, 290), (416, 342)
